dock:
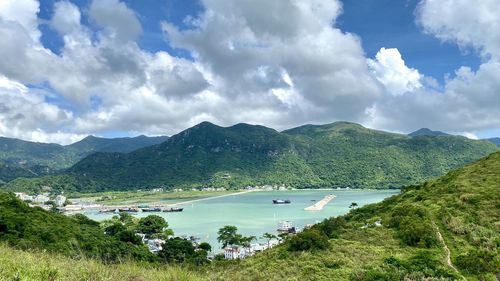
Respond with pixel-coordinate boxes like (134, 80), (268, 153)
(304, 194), (336, 211)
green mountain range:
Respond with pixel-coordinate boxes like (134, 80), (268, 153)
(5, 121), (497, 193)
(486, 137), (500, 146)
(0, 135), (169, 183)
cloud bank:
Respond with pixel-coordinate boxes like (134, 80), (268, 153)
(0, 0), (498, 144)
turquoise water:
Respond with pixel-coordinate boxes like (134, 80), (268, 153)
(85, 190), (398, 250)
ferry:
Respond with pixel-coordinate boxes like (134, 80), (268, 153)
(162, 207), (184, 212)
(272, 199), (291, 204)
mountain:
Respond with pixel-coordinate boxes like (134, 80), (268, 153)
(408, 128), (450, 137)
(68, 135), (170, 154)
(5, 121), (497, 193)
(0, 135), (169, 183)
(485, 137), (500, 146)
(214, 151), (500, 280)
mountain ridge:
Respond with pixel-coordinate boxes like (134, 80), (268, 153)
(4, 121), (497, 193)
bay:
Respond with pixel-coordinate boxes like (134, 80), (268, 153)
(85, 189), (399, 250)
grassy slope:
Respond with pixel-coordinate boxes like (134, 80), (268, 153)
(209, 151), (500, 280)
(0, 244), (203, 281)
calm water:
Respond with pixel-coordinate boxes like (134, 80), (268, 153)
(85, 190), (398, 249)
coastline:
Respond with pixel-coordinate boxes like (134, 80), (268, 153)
(169, 189), (258, 207)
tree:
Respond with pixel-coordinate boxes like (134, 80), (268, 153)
(239, 235), (256, 248)
(136, 215), (168, 237)
(217, 225), (242, 248)
(349, 202), (358, 208)
(261, 232), (277, 248)
(288, 230), (330, 252)
(158, 237), (196, 263)
(198, 242), (212, 252)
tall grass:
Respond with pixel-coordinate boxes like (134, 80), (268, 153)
(0, 244), (205, 281)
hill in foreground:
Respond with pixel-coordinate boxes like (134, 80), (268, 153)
(6, 121), (497, 193)
(211, 151), (500, 280)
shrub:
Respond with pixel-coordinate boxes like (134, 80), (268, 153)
(288, 230), (329, 252)
(396, 218), (438, 248)
(455, 249), (499, 274)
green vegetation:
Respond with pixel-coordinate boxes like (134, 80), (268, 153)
(0, 135), (168, 183)
(0, 192), (157, 262)
(5, 121), (497, 193)
(217, 225), (256, 249)
(0, 244), (204, 281)
(1, 151), (499, 280)
(211, 151), (500, 280)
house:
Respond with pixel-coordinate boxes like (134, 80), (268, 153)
(33, 194), (50, 204)
(224, 246), (242, 260)
(14, 192), (33, 201)
(55, 195), (66, 206)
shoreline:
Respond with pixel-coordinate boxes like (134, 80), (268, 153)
(169, 189), (258, 207)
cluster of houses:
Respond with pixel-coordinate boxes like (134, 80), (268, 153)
(223, 221), (301, 260)
(14, 192), (66, 210)
(223, 239), (281, 260)
(243, 185), (290, 191)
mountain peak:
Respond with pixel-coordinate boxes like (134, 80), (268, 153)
(282, 121), (365, 136)
(408, 128), (450, 137)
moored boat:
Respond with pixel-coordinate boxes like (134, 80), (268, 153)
(141, 207), (161, 212)
(272, 199), (291, 204)
(162, 207), (184, 212)
(99, 208), (116, 213)
(118, 207), (139, 213)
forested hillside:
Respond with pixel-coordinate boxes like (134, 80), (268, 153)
(5, 121), (497, 193)
(0, 135), (168, 183)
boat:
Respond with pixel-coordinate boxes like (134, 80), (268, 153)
(118, 207), (139, 213)
(277, 221), (299, 234)
(272, 199), (291, 204)
(163, 207), (184, 212)
(99, 208), (116, 213)
(141, 207), (161, 212)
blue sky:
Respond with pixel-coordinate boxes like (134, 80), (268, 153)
(37, 0), (479, 82)
(0, 0), (499, 144)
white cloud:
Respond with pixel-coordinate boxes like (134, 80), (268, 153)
(367, 48), (423, 96)
(89, 0), (142, 42)
(0, 75), (85, 144)
(0, 0), (500, 144)
(163, 0), (382, 129)
(417, 0), (500, 59)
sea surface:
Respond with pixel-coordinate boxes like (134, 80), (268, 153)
(85, 189), (399, 250)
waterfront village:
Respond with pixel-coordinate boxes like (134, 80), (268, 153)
(12, 184), (314, 260)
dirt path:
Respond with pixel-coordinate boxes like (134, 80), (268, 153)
(433, 222), (466, 279)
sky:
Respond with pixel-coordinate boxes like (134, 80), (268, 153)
(0, 0), (499, 144)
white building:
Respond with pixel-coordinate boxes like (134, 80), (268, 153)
(55, 195), (66, 206)
(224, 246), (242, 260)
(33, 194), (50, 204)
(14, 192), (33, 201)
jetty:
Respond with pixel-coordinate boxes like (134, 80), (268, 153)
(304, 194), (336, 211)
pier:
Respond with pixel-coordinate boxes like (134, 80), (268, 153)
(304, 194), (336, 211)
